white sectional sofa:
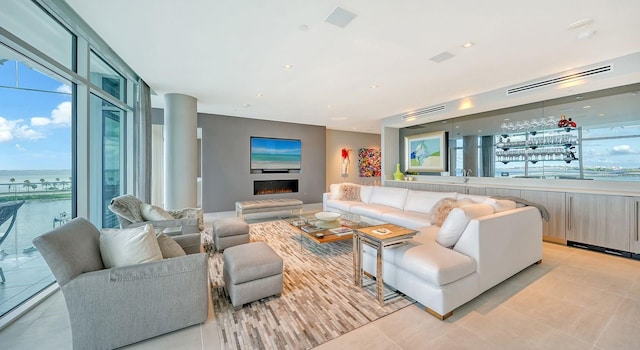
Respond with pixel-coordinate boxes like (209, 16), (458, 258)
(323, 183), (542, 319)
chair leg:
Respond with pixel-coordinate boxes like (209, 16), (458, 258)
(0, 267), (5, 283)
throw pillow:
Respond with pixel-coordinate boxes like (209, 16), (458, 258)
(429, 197), (458, 226)
(140, 203), (175, 221)
(100, 224), (163, 268)
(339, 183), (361, 201)
(156, 233), (186, 258)
(436, 203), (495, 248)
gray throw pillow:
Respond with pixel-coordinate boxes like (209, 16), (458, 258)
(156, 233), (186, 258)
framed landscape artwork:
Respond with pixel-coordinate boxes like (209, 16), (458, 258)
(358, 148), (381, 177)
(404, 131), (448, 172)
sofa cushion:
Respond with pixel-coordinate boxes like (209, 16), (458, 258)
(404, 191), (458, 214)
(325, 199), (364, 212)
(484, 198), (517, 212)
(398, 241), (476, 286)
(456, 194), (489, 203)
(429, 197), (458, 226)
(368, 187), (409, 210)
(329, 183), (341, 200)
(382, 211), (432, 229)
(436, 204), (495, 248)
(100, 224), (163, 268)
(360, 185), (374, 204)
(351, 204), (399, 220)
(365, 240), (476, 286)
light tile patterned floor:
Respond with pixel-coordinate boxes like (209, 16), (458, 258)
(3, 206), (640, 349)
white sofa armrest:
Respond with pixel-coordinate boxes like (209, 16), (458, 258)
(323, 192), (330, 211)
(453, 206), (542, 292)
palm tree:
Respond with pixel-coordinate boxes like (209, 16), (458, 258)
(23, 179), (31, 192)
(9, 177), (15, 192)
(40, 178), (46, 191)
(55, 177), (61, 190)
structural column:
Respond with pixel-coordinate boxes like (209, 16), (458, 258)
(462, 135), (478, 176)
(164, 93), (197, 209)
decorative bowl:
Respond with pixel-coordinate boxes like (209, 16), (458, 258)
(314, 212), (341, 222)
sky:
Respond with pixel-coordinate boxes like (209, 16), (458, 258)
(0, 60), (71, 170)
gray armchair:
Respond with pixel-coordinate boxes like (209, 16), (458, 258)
(108, 194), (203, 235)
(32, 217), (208, 349)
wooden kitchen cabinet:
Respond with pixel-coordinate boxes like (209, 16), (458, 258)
(631, 197), (640, 256)
(521, 190), (566, 243)
(566, 193), (630, 252)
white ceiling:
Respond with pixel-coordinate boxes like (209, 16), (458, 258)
(64, 0), (640, 133)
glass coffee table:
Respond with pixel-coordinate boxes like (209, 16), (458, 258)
(281, 212), (369, 252)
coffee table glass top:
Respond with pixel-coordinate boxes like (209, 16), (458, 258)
(281, 213), (369, 243)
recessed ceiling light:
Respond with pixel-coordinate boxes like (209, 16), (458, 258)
(576, 95), (583, 100)
(583, 105), (591, 109)
(477, 130), (482, 133)
(504, 118), (510, 121)
(568, 18), (593, 30)
(243, 103), (251, 108)
(442, 121), (447, 124)
(256, 93), (263, 97)
(404, 116), (416, 122)
(299, 24), (309, 31)
(462, 42), (474, 48)
(327, 104), (332, 108)
(577, 30), (596, 40)
(370, 84), (379, 89)
(283, 64), (293, 69)
(599, 113), (605, 116)
(455, 125), (460, 128)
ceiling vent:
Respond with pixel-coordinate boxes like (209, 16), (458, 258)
(325, 7), (357, 28)
(506, 64), (613, 95)
(400, 104), (446, 120)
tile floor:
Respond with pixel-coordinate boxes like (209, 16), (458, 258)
(2, 207), (640, 349)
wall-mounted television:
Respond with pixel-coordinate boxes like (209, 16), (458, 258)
(250, 137), (302, 173)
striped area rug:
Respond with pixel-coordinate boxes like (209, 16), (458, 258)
(209, 220), (414, 350)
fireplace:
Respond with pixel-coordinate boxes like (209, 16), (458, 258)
(254, 180), (299, 195)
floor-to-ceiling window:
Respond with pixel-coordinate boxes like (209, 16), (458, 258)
(0, 46), (72, 318)
(0, 0), (142, 320)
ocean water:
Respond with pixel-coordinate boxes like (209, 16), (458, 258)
(0, 170), (71, 192)
(251, 154), (301, 170)
(1, 198), (71, 255)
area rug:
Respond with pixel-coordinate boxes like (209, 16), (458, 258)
(209, 220), (414, 350)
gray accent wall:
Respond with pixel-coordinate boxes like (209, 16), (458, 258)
(196, 113), (326, 212)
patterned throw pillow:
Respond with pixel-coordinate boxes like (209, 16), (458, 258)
(429, 197), (458, 226)
(339, 184), (361, 201)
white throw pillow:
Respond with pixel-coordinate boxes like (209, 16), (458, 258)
(100, 224), (163, 268)
(140, 203), (174, 221)
(484, 198), (517, 212)
(436, 203), (495, 248)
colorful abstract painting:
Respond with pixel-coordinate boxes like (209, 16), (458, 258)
(358, 148), (381, 177)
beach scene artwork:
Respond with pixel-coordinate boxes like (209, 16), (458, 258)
(250, 138), (302, 170)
